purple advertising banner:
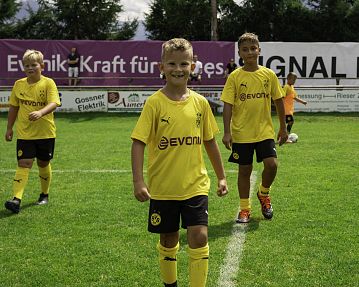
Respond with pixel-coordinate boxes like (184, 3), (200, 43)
(0, 40), (234, 86)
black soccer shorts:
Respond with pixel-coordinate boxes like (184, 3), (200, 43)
(148, 195), (208, 234)
(16, 138), (55, 161)
(228, 139), (277, 165)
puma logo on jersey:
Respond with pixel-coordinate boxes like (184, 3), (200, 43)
(240, 83), (247, 88)
(161, 117), (170, 124)
(13, 179), (22, 183)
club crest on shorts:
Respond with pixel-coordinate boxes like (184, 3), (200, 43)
(233, 152), (239, 160)
(151, 212), (161, 226)
(18, 150), (23, 157)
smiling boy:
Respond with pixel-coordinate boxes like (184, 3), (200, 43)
(131, 38), (228, 287)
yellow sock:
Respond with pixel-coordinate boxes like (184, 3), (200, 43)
(240, 198), (251, 211)
(157, 241), (179, 285)
(188, 244), (209, 287)
(259, 184), (270, 196)
(12, 167), (30, 200)
(38, 164), (52, 194)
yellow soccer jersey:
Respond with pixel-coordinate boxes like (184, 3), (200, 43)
(220, 66), (284, 143)
(9, 76), (61, 139)
(131, 89), (219, 200)
(283, 84), (297, 115)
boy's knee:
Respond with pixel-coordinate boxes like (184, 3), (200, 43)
(263, 158), (278, 170)
(239, 165), (252, 177)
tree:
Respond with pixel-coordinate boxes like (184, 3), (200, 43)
(308, 0), (352, 41)
(145, 0), (212, 40)
(0, 0), (21, 38)
(15, 0), (138, 40)
(346, 0), (359, 41)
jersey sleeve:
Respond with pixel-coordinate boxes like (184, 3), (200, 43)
(271, 72), (284, 100)
(131, 99), (156, 144)
(47, 79), (61, 106)
(220, 73), (236, 105)
(8, 83), (19, 107)
(202, 99), (219, 141)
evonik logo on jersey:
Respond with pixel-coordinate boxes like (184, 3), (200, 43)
(238, 92), (269, 102)
(19, 99), (46, 107)
(158, 136), (202, 150)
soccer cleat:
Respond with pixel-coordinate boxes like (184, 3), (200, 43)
(5, 197), (21, 213)
(236, 209), (251, 223)
(257, 192), (273, 219)
(37, 193), (49, 205)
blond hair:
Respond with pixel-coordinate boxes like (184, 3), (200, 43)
(161, 38), (193, 60)
(22, 49), (44, 64)
(238, 32), (260, 47)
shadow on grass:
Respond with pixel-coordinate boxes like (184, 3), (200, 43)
(0, 112), (140, 123)
(207, 216), (262, 242)
(55, 112), (140, 123)
(0, 202), (37, 219)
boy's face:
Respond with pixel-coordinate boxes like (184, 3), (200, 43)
(238, 40), (260, 66)
(23, 59), (43, 79)
(287, 75), (297, 85)
(160, 50), (193, 86)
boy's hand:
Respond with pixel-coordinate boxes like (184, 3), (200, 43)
(277, 128), (288, 146)
(217, 178), (228, 197)
(29, 111), (43, 121)
(5, 130), (13, 141)
(133, 180), (151, 202)
(222, 133), (232, 150)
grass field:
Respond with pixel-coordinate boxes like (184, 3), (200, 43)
(0, 112), (358, 287)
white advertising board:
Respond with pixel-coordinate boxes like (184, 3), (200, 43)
(57, 91), (108, 112)
(0, 91), (10, 112)
(295, 89), (359, 112)
(107, 90), (154, 112)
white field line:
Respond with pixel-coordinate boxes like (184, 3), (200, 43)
(217, 171), (258, 287)
(0, 169), (239, 174)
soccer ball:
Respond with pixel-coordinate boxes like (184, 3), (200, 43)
(288, 133), (298, 143)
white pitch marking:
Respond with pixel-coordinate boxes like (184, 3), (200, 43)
(217, 171), (258, 287)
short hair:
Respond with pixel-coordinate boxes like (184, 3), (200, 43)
(22, 49), (44, 64)
(161, 38), (193, 60)
(287, 72), (297, 79)
(238, 32), (260, 47)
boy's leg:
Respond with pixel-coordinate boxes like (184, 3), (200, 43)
(187, 225), (209, 287)
(258, 157), (278, 219)
(37, 160), (52, 205)
(37, 160), (52, 194)
(256, 140), (278, 219)
(159, 232), (180, 286)
(286, 115), (294, 133)
(237, 164), (252, 223)
(5, 159), (33, 213)
(36, 138), (55, 204)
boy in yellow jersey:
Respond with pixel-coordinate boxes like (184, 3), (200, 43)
(221, 32), (288, 224)
(283, 72), (307, 135)
(4, 49), (61, 214)
(131, 38), (228, 287)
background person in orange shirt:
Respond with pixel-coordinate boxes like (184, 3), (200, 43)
(283, 72), (307, 135)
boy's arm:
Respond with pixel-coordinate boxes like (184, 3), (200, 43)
(273, 98), (288, 145)
(131, 139), (151, 202)
(28, 102), (58, 121)
(204, 138), (228, 197)
(294, 97), (307, 105)
(222, 102), (233, 150)
(5, 105), (19, 141)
